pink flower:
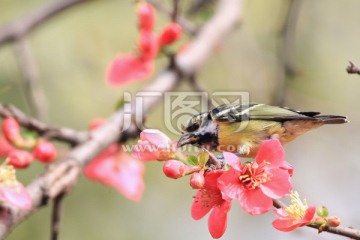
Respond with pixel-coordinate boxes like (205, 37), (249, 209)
(1, 117), (21, 144)
(272, 191), (316, 232)
(0, 161), (31, 208)
(218, 139), (292, 215)
(158, 22), (183, 47)
(132, 129), (176, 161)
(84, 144), (145, 202)
(0, 136), (16, 158)
(137, 2), (156, 31)
(32, 140), (57, 163)
(106, 11), (158, 86)
(138, 30), (158, 61)
(106, 55), (154, 86)
(191, 170), (232, 239)
(8, 149), (33, 169)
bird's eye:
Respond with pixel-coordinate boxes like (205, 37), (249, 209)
(186, 122), (200, 132)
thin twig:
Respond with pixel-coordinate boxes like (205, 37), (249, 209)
(51, 192), (66, 240)
(273, 200), (360, 240)
(274, 0), (302, 106)
(188, 75), (212, 108)
(148, 0), (198, 35)
(346, 61), (360, 75)
(14, 38), (48, 121)
(0, 104), (88, 145)
(0, 0), (91, 45)
(172, 0), (180, 22)
(187, 0), (216, 15)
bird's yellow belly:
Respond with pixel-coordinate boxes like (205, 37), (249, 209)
(217, 120), (324, 157)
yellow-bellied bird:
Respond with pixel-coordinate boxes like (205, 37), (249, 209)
(177, 103), (348, 157)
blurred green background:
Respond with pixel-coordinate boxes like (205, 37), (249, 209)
(1, 0), (360, 239)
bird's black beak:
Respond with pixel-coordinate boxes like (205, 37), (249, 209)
(177, 134), (199, 148)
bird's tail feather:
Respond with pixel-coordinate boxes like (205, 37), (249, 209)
(315, 115), (348, 124)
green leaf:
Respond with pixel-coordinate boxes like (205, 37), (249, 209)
(22, 130), (37, 140)
(187, 155), (198, 166)
(198, 152), (209, 167)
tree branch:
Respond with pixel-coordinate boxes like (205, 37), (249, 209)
(274, 0), (302, 106)
(50, 192), (65, 240)
(148, 0), (198, 35)
(346, 61), (360, 75)
(14, 38), (48, 122)
(0, 104), (88, 146)
(0, 0), (91, 45)
(0, 0), (243, 238)
(273, 200), (360, 240)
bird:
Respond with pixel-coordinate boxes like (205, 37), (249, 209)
(177, 103), (348, 157)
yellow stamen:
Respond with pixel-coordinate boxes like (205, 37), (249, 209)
(0, 159), (19, 190)
(285, 191), (308, 220)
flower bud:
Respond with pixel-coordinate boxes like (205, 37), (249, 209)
(8, 150), (33, 169)
(312, 216), (327, 225)
(327, 216), (341, 227)
(139, 30), (158, 61)
(190, 172), (204, 189)
(2, 117), (21, 144)
(0, 136), (16, 158)
(158, 23), (183, 47)
(316, 206), (329, 218)
(163, 160), (186, 179)
(32, 140), (57, 163)
(137, 2), (156, 31)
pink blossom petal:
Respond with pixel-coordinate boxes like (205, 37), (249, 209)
(218, 168), (243, 200)
(255, 139), (284, 167)
(260, 168), (292, 199)
(273, 208), (290, 220)
(106, 55), (153, 86)
(132, 142), (160, 161)
(299, 205), (316, 224)
(140, 129), (171, 146)
(1, 183), (31, 209)
(203, 170), (224, 190)
(138, 30), (159, 60)
(272, 218), (300, 232)
(238, 189), (273, 215)
(280, 161), (293, 176)
(84, 149), (145, 202)
(223, 152), (241, 171)
(191, 190), (213, 220)
(208, 201), (231, 239)
(0, 136), (16, 158)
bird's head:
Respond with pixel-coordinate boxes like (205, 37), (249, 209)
(177, 112), (218, 149)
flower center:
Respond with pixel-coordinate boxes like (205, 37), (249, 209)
(285, 191), (308, 220)
(239, 161), (271, 190)
(197, 189), (223, 208)
(0, 160), (19, 188)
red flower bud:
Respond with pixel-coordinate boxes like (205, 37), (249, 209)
(190, 172), (204, 189)
(327, 216), (341, 227)
(8, 150), (33, 169)
(138, 30), (158, 61)
(32, 140), (57, 163)
(137, 2), (156, 31)
(0, 136), (16, 158)
(158, 23), (183, 47)
(2, 117), (21, 143)
(163, 160), (186, 179)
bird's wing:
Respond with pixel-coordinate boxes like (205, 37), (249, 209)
(210, 103), (320, 122)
